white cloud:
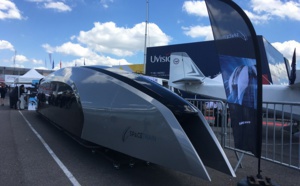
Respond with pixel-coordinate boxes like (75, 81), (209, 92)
(27, 0), (72, 12)
(0, 40), (14, 50)
(5, 53), (43, 67)
(54, 42), (95, 57)
(272, 40), (300, 63)
(244, 10), (270, 24)
(146, 23), (172, 46)
(182, 25), (213, 41)
(182, 1), (208, 17)
(12, 54), (28, 63)
(74, 55), (130, 67)
(56, 55), (131, 70)
(42, 42), (94, 58)
(182, 0), (300, 25)
(31, 58), (43, 64)
(0, 0), (22, 20)
(77, 22), (171, 57)
(34, 66), (48, 70)
(40, 20), (172, 67)
(42, 43), (54, 53)
(44, 1), (71, 12)
(42, 41), (131, 67)
(250, 0), (300, 21)
(42, 19), (168, 66)
(100, 0), (114, 9)
(26, 0), (45, 3)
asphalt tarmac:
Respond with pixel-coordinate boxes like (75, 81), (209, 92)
(0, 98), (299, 186)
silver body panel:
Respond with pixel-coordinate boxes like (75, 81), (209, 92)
(37, 66), (235, 180)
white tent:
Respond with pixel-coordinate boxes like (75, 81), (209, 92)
(14, 68), (44, 84)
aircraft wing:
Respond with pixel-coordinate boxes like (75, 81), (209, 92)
(172, 77), (204, 84)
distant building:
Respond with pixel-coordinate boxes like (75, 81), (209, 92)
(0, 66), (54, 76)
(0, 66), (54, 85)
(112, 64), (144, 74)
(0, 65), (146, 85)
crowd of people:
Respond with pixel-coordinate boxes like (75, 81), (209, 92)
(0, 84), (26, 109)
(205, 101), (230, 127)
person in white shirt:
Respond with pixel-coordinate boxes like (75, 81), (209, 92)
(213, 101), (222, 127)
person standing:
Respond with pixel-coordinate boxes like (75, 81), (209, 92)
(19, 85), (26, 109)
(9, 86), (19, 109)
(213, 101), (223, 127)
(0, 84), (6, 106)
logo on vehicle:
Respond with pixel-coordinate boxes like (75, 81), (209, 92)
(173, 58), (180, 65)
(122, 127), (156, 142)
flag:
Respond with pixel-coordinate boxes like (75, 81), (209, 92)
(49, 53), (52, 65)
(205, 0), (262, 158)
(289, 48), (296, 85)
(13, 50), (17, 66)
(84, 58), (86, 66)
(52, 60), (54, 69)
(60, 61), (62, 69)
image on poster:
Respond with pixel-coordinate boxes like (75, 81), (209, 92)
(219, 55), (257, 109)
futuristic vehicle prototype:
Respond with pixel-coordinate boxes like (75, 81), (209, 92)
(37, 66), (235, 181)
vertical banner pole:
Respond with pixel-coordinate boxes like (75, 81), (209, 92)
(205, 0), (263, 179)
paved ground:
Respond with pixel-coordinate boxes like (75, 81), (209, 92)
(0, 97), (299, 186)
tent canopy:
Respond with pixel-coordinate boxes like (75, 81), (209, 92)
(14, 68), (44, 84)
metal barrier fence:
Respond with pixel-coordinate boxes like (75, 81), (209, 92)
(186, 98), (300, 171)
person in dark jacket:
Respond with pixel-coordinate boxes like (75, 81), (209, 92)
(9, 86), (19, 109)
(9, 85), (25, 109)
(19, 85), (25, 95)
(0, 84), (6, 106)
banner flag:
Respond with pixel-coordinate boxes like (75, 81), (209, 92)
(205, 0), (262, 158)
(289, 48), (296, 85)
(60, 61), (62, 69)
(52, 60), (54, 69)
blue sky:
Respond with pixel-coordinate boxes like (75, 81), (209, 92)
(0, 0), (299, 70)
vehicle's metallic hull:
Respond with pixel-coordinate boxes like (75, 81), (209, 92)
(37, 66), (235, 181)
